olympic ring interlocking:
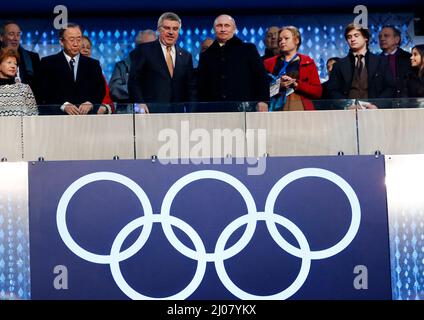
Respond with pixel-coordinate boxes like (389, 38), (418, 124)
(56, 168), (361, 300)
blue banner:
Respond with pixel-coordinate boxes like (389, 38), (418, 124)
(29, 156), (391, 299)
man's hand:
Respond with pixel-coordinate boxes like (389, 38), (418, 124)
(64, 103), (80, 115)
(256, 102), (268, 112)
(79, 102), (94, 114)
(135, 103), (149, 114)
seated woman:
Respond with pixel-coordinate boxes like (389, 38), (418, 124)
(263, 26), (322, 111)
(80, 35), (115, 114)
(408, 44), (424, 98)
(0, 49), (37, 116)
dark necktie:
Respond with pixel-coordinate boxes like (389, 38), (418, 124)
(356, 54), (364, 76)
(69, 58), (75, 81)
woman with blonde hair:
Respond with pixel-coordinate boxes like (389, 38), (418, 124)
(264, 26), (322, 111)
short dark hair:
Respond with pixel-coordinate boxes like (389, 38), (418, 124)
(344, 23), (370, 44)
(381, 25), (402, 45)
(82, 35), (92, 46)
(0, 20), (20, 36)
(58, 22), (81, 40)
(412, 44), (424, 79)
(0, 48), (20, 65)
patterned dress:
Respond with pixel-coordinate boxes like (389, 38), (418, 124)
(0, 78), (38, 116)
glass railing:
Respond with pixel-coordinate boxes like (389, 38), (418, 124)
(1, 98), (424, 117)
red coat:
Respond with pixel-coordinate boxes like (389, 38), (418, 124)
(263, 53), (322, 110)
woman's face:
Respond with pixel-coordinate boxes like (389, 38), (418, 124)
(80, 38), (92, 57)
(279, 29), (298, 54)
(411, 48), (422, 68)
(0, 56), (18, 79)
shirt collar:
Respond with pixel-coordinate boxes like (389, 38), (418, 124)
(159, 40), (175, 53)
(384, 48), (398, 56)
(63, 51), (80, 64)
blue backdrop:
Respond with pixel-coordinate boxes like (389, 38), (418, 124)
(28, 156), (391, 299)
(11, 12), (415, 81)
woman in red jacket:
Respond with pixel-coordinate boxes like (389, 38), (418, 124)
(264, 26), (322, 111)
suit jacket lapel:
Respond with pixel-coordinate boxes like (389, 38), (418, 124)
(174, 47), (183, 78)
(367, 54), (378, 79)
(154, 40), (172, 78)
(60, 52), (75, 83)
(341, 58), (353, 87)
(75, 55), (83, 82)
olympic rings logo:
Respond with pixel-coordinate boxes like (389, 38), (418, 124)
(56, 168), (361, 300)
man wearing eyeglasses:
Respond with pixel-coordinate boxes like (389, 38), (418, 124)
(37, 23), (105, 115)
(0, 21), (40, 96)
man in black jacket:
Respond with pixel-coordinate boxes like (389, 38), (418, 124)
(327, 23), (395, 109)
(378, 25), (413, 102)
(37, 23), (105, 115)
(0, 21), (40, 98)
(197, 14), (269, 112)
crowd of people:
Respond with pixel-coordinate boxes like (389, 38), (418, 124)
(0, 12), (423, 116)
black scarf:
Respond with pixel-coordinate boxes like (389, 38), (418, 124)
(0, 78), (15, 86)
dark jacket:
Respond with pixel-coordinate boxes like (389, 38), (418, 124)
(128, 40), (196, 112)
(327, 50), (395, 107)
(197, 36), (269, 112)
(109, 56), (132, 103)
(17, 46), (40, 99)
(37, 52), (105, 115)
(407, 71), (424, 98)
(380, 47), (413, 99)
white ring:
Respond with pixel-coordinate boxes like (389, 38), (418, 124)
(265, 168), (361, 260)
(109, 214), (207, 300)
(57, 172), (153, 264)
(215, 212), (311, 300)
(161, 170), (258, 262)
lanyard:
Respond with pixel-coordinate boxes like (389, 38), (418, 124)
(268, 53), (298, 82)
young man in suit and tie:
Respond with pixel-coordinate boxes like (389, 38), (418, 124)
(37, 23), (105, 115)
(327, 23), (395, 109)
(128, 12), (196, 113)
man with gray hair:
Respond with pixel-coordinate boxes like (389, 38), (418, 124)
(197, 14), (269, 112)
(128, 12), (196, 113)
(0, 21), (40, 96)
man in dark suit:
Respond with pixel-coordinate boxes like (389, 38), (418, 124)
(378, 25), (413, 101)
(128, 12), (196, 113)
(37, 23), (105, 115)
(327, 23), (395, 109)
(0, 21), (40, 97)
(196, 14), (269, 112)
